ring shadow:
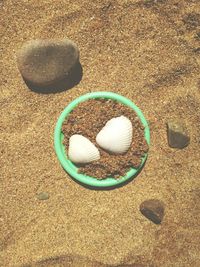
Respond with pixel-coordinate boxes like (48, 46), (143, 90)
(23, 61), (83, 94)
(63, 157), (148, 191)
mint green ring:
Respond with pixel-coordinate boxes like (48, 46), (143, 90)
(54, 92), (150, 188)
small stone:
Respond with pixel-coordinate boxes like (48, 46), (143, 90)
(140, 199), (165, 224)
(17, 39), (79, 87)
(36, 192), (49, 201)
(167, 120), (190, 149)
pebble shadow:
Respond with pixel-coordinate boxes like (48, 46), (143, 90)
(23, 61), (83, 94)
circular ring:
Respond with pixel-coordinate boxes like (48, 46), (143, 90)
(54, 91), (150, 188)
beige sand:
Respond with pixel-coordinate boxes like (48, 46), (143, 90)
(0, 0), (200, 266)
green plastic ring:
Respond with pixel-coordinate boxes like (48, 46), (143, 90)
(54, 91), (150, 188)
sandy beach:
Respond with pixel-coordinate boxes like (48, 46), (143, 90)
(0, 0), (200, 266)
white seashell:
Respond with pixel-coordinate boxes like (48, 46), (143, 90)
(68, 134), (100, 164)
(96, 116), (132, 154)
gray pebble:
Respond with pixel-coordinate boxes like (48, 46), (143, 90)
(17, 39), (79, 87)
(167, 120), (190, 149)
(140, 199), (165, 224)
(36, 192), (49, 201)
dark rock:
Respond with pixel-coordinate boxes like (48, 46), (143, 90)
(36, 192), (49, 200)
(167, 120), (190, 149)
(140, 199), (165, 224)
(17, 39), (79, 87)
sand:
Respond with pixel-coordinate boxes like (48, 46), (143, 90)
(0, 0), (200, 266)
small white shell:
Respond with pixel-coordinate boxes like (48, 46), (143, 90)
(96, 116), (132, 154)
(68, 134), (100, 164)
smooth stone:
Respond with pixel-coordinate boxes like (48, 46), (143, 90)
(36, 192), (49, 201)
(17, 39), (79, 86)
(140, 199), (165, 224)
(167, 120), (190, 149)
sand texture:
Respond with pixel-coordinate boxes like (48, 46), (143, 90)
(0, 0), (200, 266)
